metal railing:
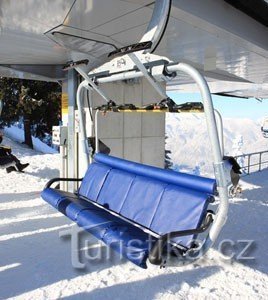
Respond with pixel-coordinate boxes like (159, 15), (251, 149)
(235, 150), (268, 175)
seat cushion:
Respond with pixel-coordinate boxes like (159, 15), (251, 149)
(75, 154), (213, 248)
(77, 206), (153, 268)
(79, 162), (111, 201)
(97, 169), (135, 212)
(42, 188), (153, 268)
(42, 154), (215, 268)
(150, 185), (210, 246)
(119, 176), (167, 228)
(94, 153), (216, 195)
(41, 188), (79, 217)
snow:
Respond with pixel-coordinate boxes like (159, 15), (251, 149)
(4, 125), (57, 154)
(166, 114), (268, 176)
(0, 133), (268, 299)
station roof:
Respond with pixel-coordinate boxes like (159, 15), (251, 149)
(0, 0), (267, 98)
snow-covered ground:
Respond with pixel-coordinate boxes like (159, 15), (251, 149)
(4, 126), (57, 154)
(0, 134), (268, 299)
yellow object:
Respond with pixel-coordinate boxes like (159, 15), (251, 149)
(61, 93), (68, 115)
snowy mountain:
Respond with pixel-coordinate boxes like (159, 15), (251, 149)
(166, 113), (268, 176)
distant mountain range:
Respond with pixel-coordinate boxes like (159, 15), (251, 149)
(166, 113), (268, 176)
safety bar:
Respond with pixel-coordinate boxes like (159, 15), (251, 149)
(94, 106), (224, 157)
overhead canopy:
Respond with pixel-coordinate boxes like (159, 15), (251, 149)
(224, 0), (268, 27)
(0, 0), (267, 98)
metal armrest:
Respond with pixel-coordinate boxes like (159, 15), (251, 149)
(149, 212), (214, 265)
(45, 178), (83, 189)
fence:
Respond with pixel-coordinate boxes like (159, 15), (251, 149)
(234, 150), (268, 175)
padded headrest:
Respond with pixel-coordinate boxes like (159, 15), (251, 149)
(94, 153), (216, 195)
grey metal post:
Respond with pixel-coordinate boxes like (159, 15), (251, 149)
(167, 63), (229, 265)
(214, 109), (224, 157)
(75, 66), (110, 103)
(95, 110), (100, 154)
(76, 81), (90, 172)
(140, 0), (171, 52)
(128, 53), (167, 99)
(67, 69), (78, 192)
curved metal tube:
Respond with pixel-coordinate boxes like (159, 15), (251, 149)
(95, 110), (100, 154)
(76, 81), (91, 172)
(140, 0), (171, 53)
(164, 63), (229, 266)
(214, 109), (224, 157)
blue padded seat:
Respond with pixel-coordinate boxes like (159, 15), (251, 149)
(41, 188), (153, 268)
(94, 153), (216, 194)
(42, 154), (216, 268)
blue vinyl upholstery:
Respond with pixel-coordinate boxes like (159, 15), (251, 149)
(94, 153), (216, 194)
(42, 154), (216, 268)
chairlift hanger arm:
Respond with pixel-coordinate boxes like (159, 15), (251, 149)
(128, 53), (167, 98)
(108, 0), (171, 58)
(68, 0), (172, 105)
(107, 0), (171, 98)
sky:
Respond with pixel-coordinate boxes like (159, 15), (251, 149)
(167, 92), (268, 121)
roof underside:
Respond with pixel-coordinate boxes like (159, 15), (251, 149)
(0, 0), (267, 98)
(224, 0), (268, 27)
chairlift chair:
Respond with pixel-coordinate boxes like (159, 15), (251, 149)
(41, 0), (229, 268)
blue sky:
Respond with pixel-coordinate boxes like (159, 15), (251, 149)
(167, 92), (268, 121)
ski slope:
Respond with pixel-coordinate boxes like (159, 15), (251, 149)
(0, 136), (268, 300)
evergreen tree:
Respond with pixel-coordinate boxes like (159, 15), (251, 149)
(0, 77), (61, 148)
(0, 78), (21, 126)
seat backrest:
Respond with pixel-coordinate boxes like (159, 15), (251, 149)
(79, 154), (216, 247)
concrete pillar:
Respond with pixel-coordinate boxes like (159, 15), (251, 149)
(91, 78), (166, 168)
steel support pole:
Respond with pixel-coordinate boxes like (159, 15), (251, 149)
(67, 69), (78, 192)
(166, 63), (229, 265)
(76, 81), (91, 174)
(214, 109), (224, 157)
